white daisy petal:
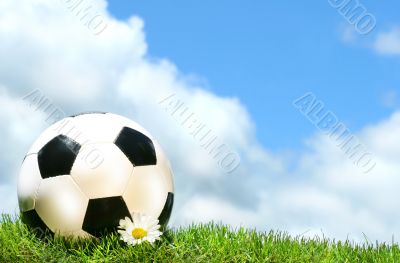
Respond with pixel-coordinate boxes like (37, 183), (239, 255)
(118, 221), (125, 228)
(118, 212), (163, 246)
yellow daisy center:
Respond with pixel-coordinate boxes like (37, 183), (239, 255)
(131, 228), (148, 239)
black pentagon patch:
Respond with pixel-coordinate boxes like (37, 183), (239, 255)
(21, 209), (54, 238)
(69, 111), (106, 118)
(83, 196), (131, 237)
(159, 192), (174, 226)
(38, 135), (81, 179)
(114, 127), (157, 166)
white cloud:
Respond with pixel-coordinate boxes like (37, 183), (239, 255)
(1, 0), (400, 244)
(0, 88), (49, 183)
(0, 185), (18, 215)
(176, 195), (262, 227)
(373, 27), (400, 55)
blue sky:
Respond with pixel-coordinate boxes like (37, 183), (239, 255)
(107, 0), (400, 151)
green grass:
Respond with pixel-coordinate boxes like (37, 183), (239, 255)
(1, 215), (399, 262)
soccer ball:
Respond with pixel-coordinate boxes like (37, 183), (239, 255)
(18, 112), (174, 238)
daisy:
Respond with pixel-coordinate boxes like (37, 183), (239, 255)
(118, 213), (162, 246)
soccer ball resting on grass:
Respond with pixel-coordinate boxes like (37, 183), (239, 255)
(17, 112), (174, 238)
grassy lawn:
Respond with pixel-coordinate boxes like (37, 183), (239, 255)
(0, 214), (399, 262)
